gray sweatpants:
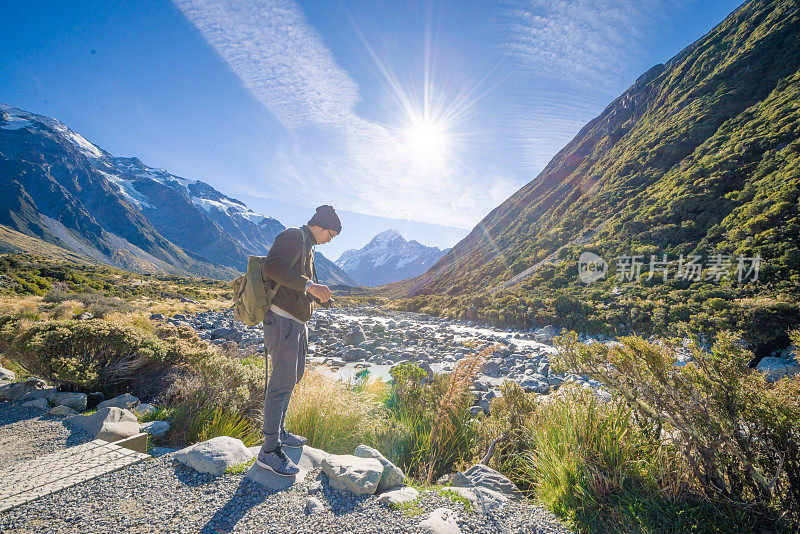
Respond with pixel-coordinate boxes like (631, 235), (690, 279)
(261, 309), (307, 451)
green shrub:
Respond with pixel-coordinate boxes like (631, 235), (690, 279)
(553, 330), (800, 524)
(473, 379), (539, 480)
(1, 317), (185, 391)
(163, 349), (264, 444)
(517, 387), (681, 527)
(387, 352), (487, 482)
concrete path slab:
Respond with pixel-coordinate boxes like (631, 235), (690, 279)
(0, 439), (150, 512)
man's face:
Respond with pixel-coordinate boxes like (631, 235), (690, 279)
(320, 228), (338, 244)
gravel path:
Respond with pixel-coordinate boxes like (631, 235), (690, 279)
(0, 401), (92, 471)
(0, 451), (573, 534)
(0, 400), (573, 534)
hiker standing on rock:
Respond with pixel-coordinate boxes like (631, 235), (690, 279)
(256, 205), (340, 475)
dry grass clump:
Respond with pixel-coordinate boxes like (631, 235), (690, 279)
(132, 296), (230, 317)
(285, 369), (397, 454)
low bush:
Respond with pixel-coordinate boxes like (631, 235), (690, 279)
(518, 386), (686, 531)
(0, 317), (187, 392)
(163, 349), (264, 445)
(387, 349), (488, 482)
(472, 379), (539, 479)
(553, 330), (800, 527)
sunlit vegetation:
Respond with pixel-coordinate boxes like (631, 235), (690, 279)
(386, 0), (800, 355)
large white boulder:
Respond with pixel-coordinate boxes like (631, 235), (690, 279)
(98, 393), (139, 410)
(418, 508), (462, 534)
(176, 436), (252, 475)
(50, 392), (87, 412)
(321, 454), (383, 496)
(451, 464), (521, 498)
(297, 445), (330, 471)
(377, 486), (419, 506)
(65, 407), (140, 442)
(354, 444), (405, 492)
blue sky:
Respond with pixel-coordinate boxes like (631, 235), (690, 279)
(0, 0), (742, 259)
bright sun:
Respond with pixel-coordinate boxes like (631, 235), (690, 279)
(404, 118), (449, 166)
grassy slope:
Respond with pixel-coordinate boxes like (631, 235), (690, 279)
(0, 225), (93, 264)
(384, 0), (800, 351)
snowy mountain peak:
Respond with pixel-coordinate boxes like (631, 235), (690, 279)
(369, 229), (404, 247)
(1, 103), (107, 160)
(335, 230), (446, 287)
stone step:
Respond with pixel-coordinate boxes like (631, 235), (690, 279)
(0, 437), (150, 512)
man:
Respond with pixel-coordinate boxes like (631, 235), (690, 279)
(255, 205), (340, 475)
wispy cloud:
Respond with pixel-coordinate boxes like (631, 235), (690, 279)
(173, 0), (512, 228)
(173, 0), (359, 128)
(498, 0), (693, 176)
(502, 0), (687, 86)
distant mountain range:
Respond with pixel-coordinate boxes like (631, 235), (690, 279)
(335, 229), (447, 286)
(0, 103), (355, 285)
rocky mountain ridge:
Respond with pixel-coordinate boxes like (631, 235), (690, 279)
(0, 103), (354, 284)
(335, 229), (446, 286)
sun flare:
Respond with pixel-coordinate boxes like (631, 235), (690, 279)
(404, 118), (449, 166)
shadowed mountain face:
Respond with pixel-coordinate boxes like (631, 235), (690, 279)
(335, 229), (446, 287)
(395, 0), (800, 299)
(0, 104), (354, 284)
(0, 104), (232, 277)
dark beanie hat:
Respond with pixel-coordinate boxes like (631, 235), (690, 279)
(308, 205), (342, 233)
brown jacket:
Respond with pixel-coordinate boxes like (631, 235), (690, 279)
(261, 226), (316, 322)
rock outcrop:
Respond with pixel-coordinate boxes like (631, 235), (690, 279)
(65, 407), (141, 442)
(175, 436), (252, 475)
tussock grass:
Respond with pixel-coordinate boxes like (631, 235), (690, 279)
(191, 407), (262, 447)
(285, 369), (398, 455)
(517, 387), (682, 526)
(425, 348), (488, 482)
(132, 296), (229, 316)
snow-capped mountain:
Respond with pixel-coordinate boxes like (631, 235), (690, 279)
(0, 103), (355, 284)
(335, 229), (447, 286)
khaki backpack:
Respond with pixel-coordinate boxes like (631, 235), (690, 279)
(232, 229), (309, 326)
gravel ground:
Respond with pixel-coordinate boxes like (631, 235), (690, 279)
(0, 401), (92, 471)
(0, 398), (574, 534)
(0, 451), (574, 534)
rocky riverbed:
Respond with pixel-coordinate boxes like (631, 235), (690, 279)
(164, 306), (614, 411)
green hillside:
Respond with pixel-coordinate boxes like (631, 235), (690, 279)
(387, 0), (800, 354)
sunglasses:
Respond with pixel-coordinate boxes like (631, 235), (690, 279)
(326, 229), (338, 239)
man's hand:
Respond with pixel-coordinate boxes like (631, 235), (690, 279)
(307, 282), (332, 303)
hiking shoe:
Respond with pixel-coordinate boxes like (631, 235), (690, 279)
(256, 446), (300, 476)
(280, 430), (307, 448)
